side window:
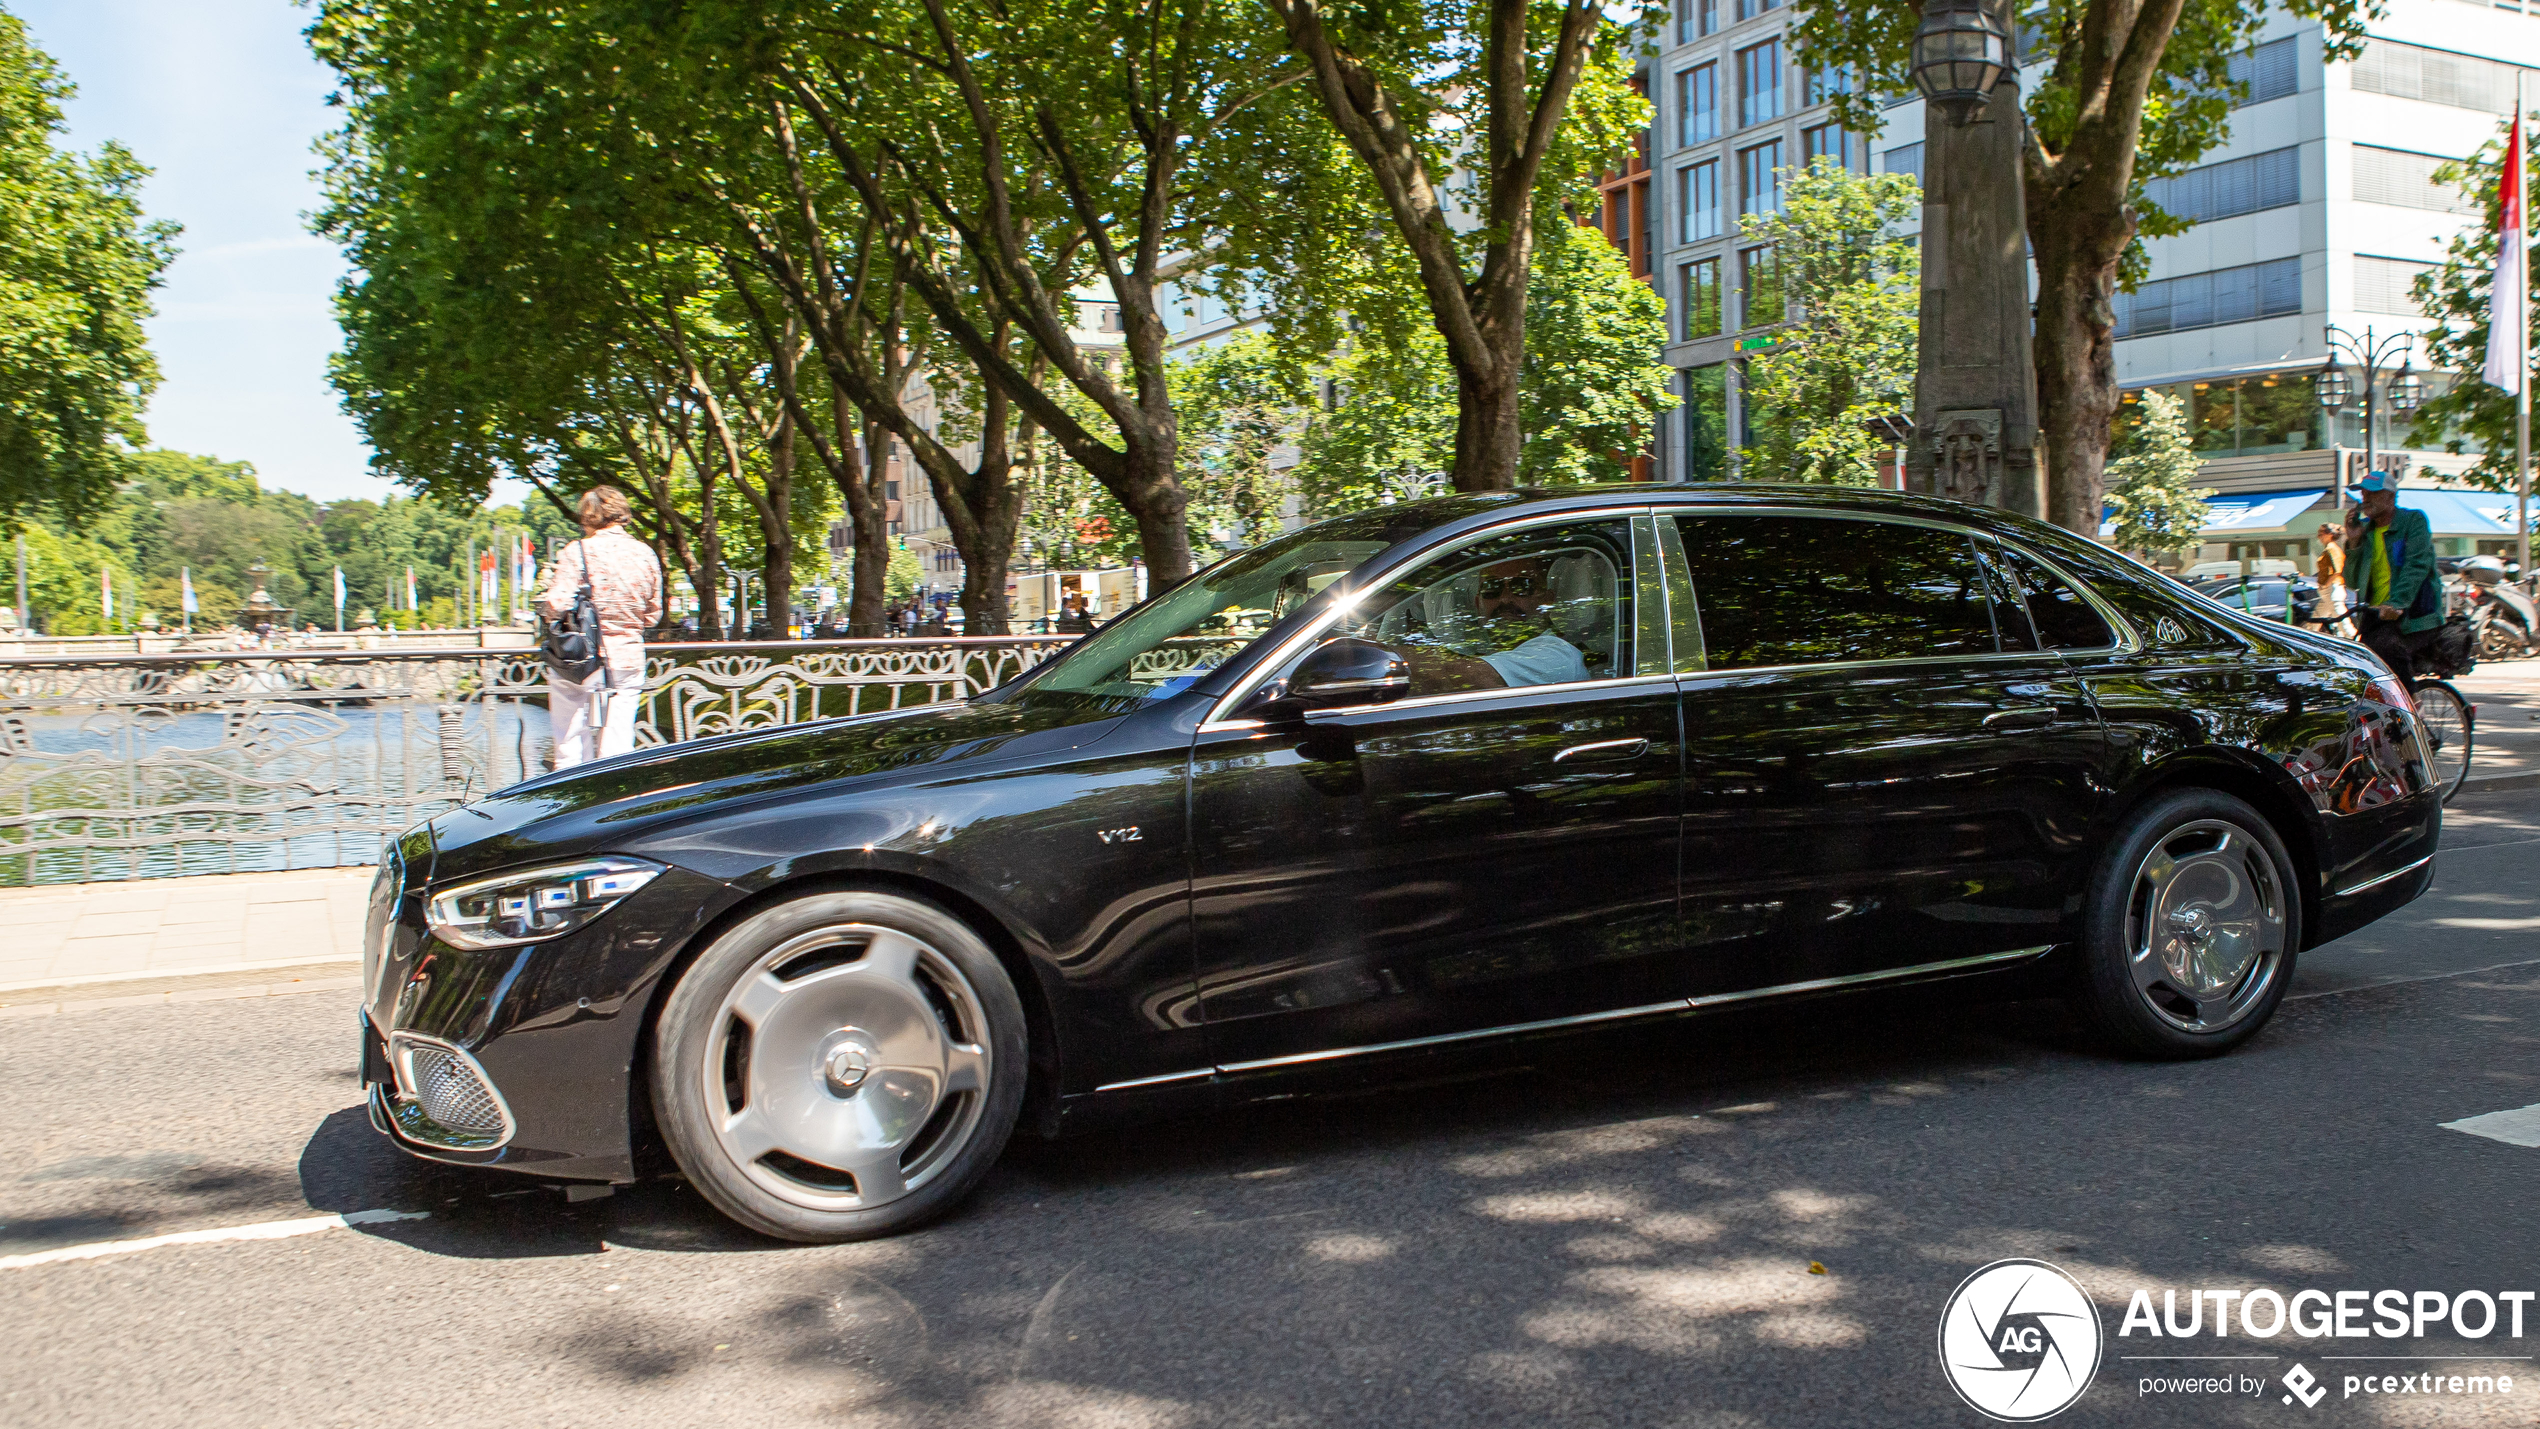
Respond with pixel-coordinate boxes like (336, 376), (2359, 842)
(1988, 543), (2117, 649)
(1344, 519), (1638, 696)
(1674, 515), (1999, 669)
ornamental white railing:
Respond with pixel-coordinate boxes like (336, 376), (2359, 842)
(0, 636), (1072, 886)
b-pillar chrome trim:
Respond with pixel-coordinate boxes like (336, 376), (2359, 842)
(1092, 944), (2057, 1094)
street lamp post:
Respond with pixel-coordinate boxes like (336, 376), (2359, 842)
(1903, 0), (2042, 518)
(2317, 324), (2422, 514)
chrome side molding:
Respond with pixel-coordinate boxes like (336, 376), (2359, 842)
(1092, 943), (2055, 1094)
(2334, 854), (2433, 899)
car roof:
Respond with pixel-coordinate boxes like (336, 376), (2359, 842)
(1368, 482), (2061, 550)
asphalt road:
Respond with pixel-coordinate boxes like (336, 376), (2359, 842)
(5, 792), (2539, 1428)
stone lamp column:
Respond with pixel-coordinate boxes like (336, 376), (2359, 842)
(1904, 0), (2043, 517)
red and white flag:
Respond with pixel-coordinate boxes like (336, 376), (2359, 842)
(2488, 108), (2528, 396)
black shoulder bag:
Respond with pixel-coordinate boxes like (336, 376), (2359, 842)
(540, 542), (605, 680)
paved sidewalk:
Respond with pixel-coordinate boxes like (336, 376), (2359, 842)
(2456, 662), (2540, 790)
(0, 867), (372, 997)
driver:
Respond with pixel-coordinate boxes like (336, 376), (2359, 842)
(1402, 554), (1591, 691)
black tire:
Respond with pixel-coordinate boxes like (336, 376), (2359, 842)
(2074, 789), (2301, 1059)
(2410, 680), (2473, 804)
(652, 888), (1028, 1242)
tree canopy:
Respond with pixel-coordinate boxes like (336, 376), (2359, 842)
(0, 11), (178, 525)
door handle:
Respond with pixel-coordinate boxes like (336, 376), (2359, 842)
(1553, 736), (1649, 763)
(1982, 705), (2056, 733)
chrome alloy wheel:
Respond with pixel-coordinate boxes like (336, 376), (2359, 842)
(2122, 819), (2288, 1034)
(700, 923), (991, 1211)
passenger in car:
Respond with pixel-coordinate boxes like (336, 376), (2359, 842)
(1399, 554), (1597, 692)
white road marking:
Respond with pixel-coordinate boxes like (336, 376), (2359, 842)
(0, 1208), (428, 1270)
(2439, 1104), (2540, 1149)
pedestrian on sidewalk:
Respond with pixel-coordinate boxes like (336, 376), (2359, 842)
(2311, 523), (2346, 630)
(2343, 472), (2441, 679)
(539, 486), (663, 770)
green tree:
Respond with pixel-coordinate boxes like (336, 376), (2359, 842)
(1793, 0), (2375, 534)
(1264, 0), (1647, 493)
(2104, 390), (2214, 560)
(1736, 157), (1919, 486)
(0, 12), (178, 524)
(1517, 221), (1677, 484)
(1172, 332), (1310, 549)
(2410, 127), (2534, 492)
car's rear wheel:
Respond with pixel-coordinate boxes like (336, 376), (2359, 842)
(652, 889), (1027, 1242)
(2074, 789), (2299, 1059)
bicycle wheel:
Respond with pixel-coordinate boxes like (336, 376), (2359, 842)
(2411, 680), (2473, 802)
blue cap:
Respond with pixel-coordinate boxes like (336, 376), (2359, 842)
(2356, 469), (2399, 493)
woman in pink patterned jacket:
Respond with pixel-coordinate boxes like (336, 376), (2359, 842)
(537, 486), (663, 769)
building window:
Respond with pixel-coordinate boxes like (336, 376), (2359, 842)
(1739, 140), (1784, 218)
(1734, 0), (1782, 21)
(1803, 123), (1855, 172)
(2230, 34), (2299, 105)
(2143, 146), (2299, 224)
(2352, 146), (2477, 215)
(2354, 255), (2437, 315)
(1678, 63), (1718, 147)
(2352, 37), (2523, 114)
(2112, 257), (2301, 337)
(1681, 0), (1719, 41)
(1884, 143), (1924, 182)
(1682, 258), (1723, 339)
(1737, 40), (1783, 128)
(1805, 64), (1852, 108)
(1680, 160), (1721, 241)
(1741, 245), (1783, 328)
(1684, 365), (1729, 481)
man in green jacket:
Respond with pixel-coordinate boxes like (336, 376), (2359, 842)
(2342, 470), (2442, 678)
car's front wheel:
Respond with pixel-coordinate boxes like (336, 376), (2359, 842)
(652, 889), (1028, 1241)
(2074, 789), (2300, 1059)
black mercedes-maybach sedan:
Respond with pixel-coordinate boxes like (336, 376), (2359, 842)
(360, 486), (2441, 1241)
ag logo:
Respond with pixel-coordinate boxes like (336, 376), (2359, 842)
(1938, 1259), (2103, 1421)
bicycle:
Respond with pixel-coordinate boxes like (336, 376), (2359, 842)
(2330, 609), (2475, 802)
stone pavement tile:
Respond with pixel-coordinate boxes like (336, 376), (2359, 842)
(148, 924), (251, 954)
(48, 933), (156, 977)
(1, 925), (68, 961)
(72, 884), (172, 914)
(69, 909), (167, 940)
(0, 898), (85, 927)
(157, 893), (251, 928)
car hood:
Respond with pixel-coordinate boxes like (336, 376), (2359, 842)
(423, 697), (1124, 882)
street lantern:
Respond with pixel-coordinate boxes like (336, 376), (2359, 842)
(2389, 366), (2423, 414)
(1911, 0), (2012, 127)
(2316, 362), (2353, 410)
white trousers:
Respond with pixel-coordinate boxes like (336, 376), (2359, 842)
(549, 646), (645, 771)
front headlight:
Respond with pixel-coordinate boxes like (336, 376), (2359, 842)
(424, 856), (665, 950)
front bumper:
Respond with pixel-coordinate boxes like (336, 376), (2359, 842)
(359, 861), (737, 1183)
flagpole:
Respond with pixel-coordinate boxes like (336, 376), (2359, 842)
(2519, 70), (2532, 582)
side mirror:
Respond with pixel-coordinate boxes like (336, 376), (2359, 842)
(1242, 637), (1408, 721)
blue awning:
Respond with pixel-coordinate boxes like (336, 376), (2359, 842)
(2098, 488), (2328, 540)
(2398, 489), (2529, 536)
(2200, 489), (2329, 533)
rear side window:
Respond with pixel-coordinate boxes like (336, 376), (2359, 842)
(1985, 542), (2116, 649)
(1675, 514), (1999, 669)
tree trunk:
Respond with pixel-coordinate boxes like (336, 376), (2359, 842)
(1450, 362), (1525, 492)
(2030, 224), (2124, 536)
(846, 416), (891, 636)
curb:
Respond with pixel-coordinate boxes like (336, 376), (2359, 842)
(0, 962), (362, 1019)
(0, 954), (360, 998)
(2459, 770), (2540, 795)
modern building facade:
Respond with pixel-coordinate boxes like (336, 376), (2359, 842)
(1641, 0), (2537, 563)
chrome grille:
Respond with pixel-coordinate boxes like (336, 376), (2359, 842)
(409, 1045), (506, 1133)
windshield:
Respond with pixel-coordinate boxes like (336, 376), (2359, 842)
(1013, 511), (1435, 705)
